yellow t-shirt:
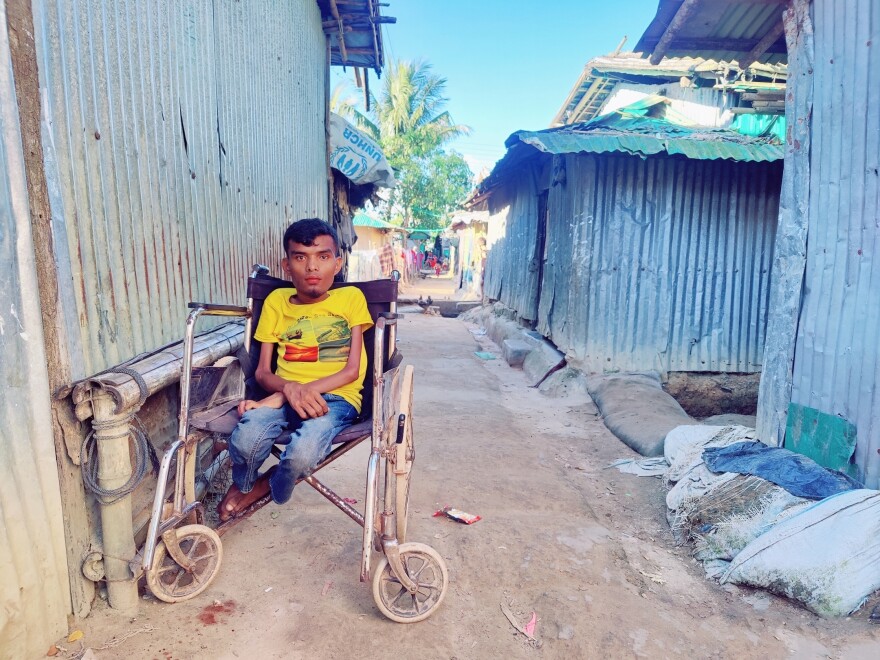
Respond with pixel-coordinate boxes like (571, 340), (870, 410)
(254, 286), (374, 413)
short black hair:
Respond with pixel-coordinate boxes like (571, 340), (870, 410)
(283, 218), (339, 255)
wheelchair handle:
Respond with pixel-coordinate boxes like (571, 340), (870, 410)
(396, 414), (406, 444)
(251, 264), (270, 278)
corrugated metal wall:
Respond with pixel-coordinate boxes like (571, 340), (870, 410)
(0, 5), (71, 655)
(488, 151), (782, 373)
(787, 0), (880, 487)
(33, 0), (328, 380)
(484, 166), (541, 320)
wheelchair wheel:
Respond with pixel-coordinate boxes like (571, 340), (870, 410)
(395, 366), (415, 543)
(146, 524), (223, 603)
(371, 542), (448, 623)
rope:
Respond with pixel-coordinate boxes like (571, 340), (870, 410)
(80, 415), (159, 504)
(104, 366), (150, 406)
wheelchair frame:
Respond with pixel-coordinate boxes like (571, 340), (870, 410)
(138, 266), (448, 622)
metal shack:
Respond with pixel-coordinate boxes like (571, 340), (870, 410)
(0, 1), (391, 656)
(637, 0), (880, 487)
(473, 96), (783, 378)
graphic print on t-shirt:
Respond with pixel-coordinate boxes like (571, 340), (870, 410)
(280, 313), (351, 363)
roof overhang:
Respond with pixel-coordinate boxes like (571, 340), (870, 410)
(474, 95), (783, 207)
(317, 0), (396, 74)
(552, 52), (788, 126)
(635, 0), (787, 68)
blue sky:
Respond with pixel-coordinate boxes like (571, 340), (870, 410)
(335, 1), (661, 176)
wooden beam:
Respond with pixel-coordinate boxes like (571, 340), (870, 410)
(650, 0), (703, 65)
(739, 20), (785, 69)
(323, 15), (396, 29)
(551, 65), (592, 126)
(338, 47), (379, 56)
(730, 107), (784, 115)
(640, 37), (788, 54)
(364, 67), (370, 112)
(328, 0), (348, 63)
(741, 92), (786, 101)
(568, 76), (605, 124)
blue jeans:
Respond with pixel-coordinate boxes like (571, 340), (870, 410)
(228, 394), (358, 504)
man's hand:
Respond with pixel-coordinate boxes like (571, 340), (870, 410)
(237, 399), (260, 416)
(283, 381), (329, 419)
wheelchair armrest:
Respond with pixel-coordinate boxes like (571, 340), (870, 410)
(187, 302), (249, 316)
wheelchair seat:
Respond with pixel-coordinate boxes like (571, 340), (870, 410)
(188, 272), (399, 448)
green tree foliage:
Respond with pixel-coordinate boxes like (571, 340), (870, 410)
(406, 151), (474, 230)
(331, 60), (472, 227)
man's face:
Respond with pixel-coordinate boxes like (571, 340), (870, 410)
(282, 235), (342, 303)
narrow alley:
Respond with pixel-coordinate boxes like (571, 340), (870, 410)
(73, 307), (879, 659)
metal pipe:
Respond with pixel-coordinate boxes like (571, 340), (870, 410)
(388, 271), (400, 359)
(174, 307), (203, 512)
(89, 390), (139, 613)
(371, 317), (386, 451)
(360, 451), (381, 582)
(142, 439), (184, 573)
(361, 318), (387, 581)
(303, 475), (365, 526)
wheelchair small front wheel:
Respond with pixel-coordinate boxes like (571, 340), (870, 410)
(146, 524), (223, 603)
(371, 542), (448, 623)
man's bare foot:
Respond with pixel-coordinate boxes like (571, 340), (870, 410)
(217, 470), (274, 522)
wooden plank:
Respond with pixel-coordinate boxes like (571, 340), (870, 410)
(740, 21), (786, 69)
(641, 37), (788, 55)
(650, 0), (703, 65)
(741, 92), (786, 101)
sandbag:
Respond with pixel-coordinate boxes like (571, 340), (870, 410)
(722, 489), (880, 616)
(587, 373), (698, 456)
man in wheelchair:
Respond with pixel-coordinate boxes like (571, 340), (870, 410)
(218, 219), (374, 521)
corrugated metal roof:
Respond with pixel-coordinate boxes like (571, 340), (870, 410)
(352, 212), (407, 231)
(480, 98), (784, 203)
(635, 0), (787, 65)
(552, 52), (787, 126)
(525, 96), (783, 164)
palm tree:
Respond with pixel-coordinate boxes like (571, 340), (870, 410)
(334, 59), (468, 153)
(331, 59), (470, 227)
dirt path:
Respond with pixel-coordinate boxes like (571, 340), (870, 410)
(73, 314), (879, 659)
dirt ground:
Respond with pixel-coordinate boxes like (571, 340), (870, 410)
(66, 308), (880, 659)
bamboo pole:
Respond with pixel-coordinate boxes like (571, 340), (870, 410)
(72, 323), (243, 419)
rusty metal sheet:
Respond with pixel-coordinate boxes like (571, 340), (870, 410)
(33, 0), (329, 380)
(0, 5), (71, 654)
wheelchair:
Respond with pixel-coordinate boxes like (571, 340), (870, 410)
(138, 265), (448, 623)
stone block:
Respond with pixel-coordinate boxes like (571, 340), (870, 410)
(538, 366), (598, 411)
(456, 301), (482, 314)
(502, 339), (533, 368)
(520, 329), (544, 349)
(522, 340), (566, 387)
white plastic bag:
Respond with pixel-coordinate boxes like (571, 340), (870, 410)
(722, 489), (880, 616)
